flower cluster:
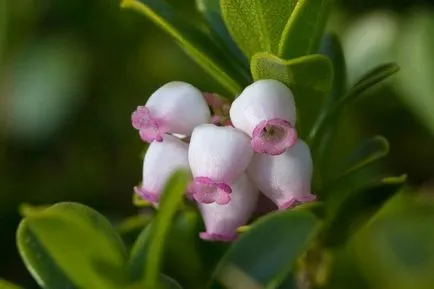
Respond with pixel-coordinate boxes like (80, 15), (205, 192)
(132, 80), (315, 242)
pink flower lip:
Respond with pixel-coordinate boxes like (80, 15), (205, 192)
(131, 106), (165, 143)
(134, 186), (159, 203)
(278, 193), (317, 210)
(188, 177), (232, 205)
(251, 118), (298, 155)
(278, 197), (297, 210)
(199, 232), (237, 242)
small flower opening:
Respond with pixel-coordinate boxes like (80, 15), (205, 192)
(278, 194), (317, 210)
(188, 177), (232, 205)
(251, 118), (297, 155)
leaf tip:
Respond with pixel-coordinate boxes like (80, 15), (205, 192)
(382, 174), (407, 185)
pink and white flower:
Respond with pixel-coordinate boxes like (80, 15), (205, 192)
(131, 81), (211, 143)
(188, 124), (253, 205)
(134, 134), (190, 203)
(247, 139), (316, 210)
(199, 174), (259, 242)
(230, 79), (298, 155)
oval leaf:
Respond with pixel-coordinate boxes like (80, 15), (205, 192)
(319, 136), (392, 200)
(338, 136), (390, 177)
(308, 62), (399, 146)
(346, 63), (399, 107)
(322, 177), (405, 248)
(251, 53), (333, 137)
(311, 34), (348, 180)
(17, 202), (127, 289)
(278, 0), (334, 59)
(221, 0), (296, 58)
(210, 210), (318, 288)
(121, 0), (244, 95)
(319, 33), (348, 103)
(143, 170), (191, 288)
(196, 0), (248, 70)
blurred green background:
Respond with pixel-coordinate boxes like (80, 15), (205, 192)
(1, 0), (434, 287)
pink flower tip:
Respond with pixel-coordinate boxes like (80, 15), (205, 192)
(278, 194), (317, 210)
(188, 177), (232, 205)
(251, 118), (298, 155)
(134, 186), (159, 203)
(199, 232), (237, 242)
(131, 106), (165, 143)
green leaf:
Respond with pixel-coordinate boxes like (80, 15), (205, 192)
(396, 12), (434, 133)
(308, 63), (399, 146)
(16, 222), (76, 288)
(143, 170), (191, 289)
(346, 63), (399, 106)
(211, 210), (318, 288)
(0, 279), (23, 289)
(319, 136), (392, 199)
(251, 53), (333, 137)
(221, 0), (296, 58)
(196, 0), (248, 69)
(128, 210), (208, 289)
(279, 0), (334, 59)
(322, 176), (406, 248)
(121, 0), (244, 95)
(128, 224), (152, 281)
(353, 191), (434, 289)
(338, 136), (389, 177)
(312, 34), (348, 183)
(319, 33), (347, 103)
(17, 202), (127, 289)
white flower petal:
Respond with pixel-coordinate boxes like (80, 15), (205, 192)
(146, 81), (211, 135)
(199, 174), (259, 241)
(247, 139), (313, 209)
(188, 124), (253, 184)
(230, 79), (296, 136)
(141, 134), (190, 199)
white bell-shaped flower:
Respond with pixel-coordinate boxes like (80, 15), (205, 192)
(134, 134), (190, 203)
(230, 79), (298, 155)
(199, 174), (259, 242)
(131, 81), (211, 143)
(188, 124), (253, 205)
(247, 139), (315, 210)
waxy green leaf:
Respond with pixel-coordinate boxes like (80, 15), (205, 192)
(221, 0), (296, 58)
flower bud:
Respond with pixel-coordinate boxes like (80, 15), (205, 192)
(229, 79), (298, 155)
(134, 134), (190, 203)
(188, 124), (253, 204)
(247, 139), (315, 210)
(199, 174), (259, 242)
(131, 81), (211, 143)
